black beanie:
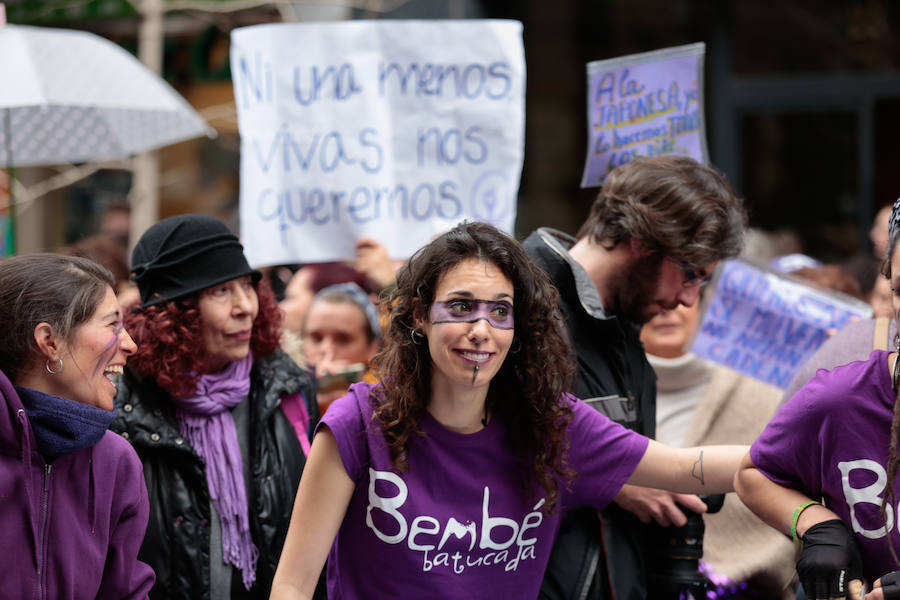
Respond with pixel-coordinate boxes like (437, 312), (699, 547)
(131, 214), (261, 308)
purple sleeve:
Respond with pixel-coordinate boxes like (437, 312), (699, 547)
(564, 395), (650, 509)
(755, 352), (891, 498)
(751, 368), (840, 495)
(96, 436), (155, 600)
(318, 384), (372, 482)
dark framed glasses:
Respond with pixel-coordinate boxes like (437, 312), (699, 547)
(679, 265), (712, 288)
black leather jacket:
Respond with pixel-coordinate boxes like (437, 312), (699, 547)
(111, 349), (318, 600)
(525, 229), (658, 600)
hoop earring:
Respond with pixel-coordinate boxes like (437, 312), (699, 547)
(45, 358), (63, 374)
(510, 337), (521, 354)
(410, 328), (425, 345)
(895, 332), (899, 352)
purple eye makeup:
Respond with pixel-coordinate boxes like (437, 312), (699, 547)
(430, 299), (514, 330)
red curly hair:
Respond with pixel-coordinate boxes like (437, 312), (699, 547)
(125, 278), (282, 397)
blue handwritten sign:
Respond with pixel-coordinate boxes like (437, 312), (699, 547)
(692, 260), (873, 389)
(230, 20), (525, 267)
(580, 43), (707, 187)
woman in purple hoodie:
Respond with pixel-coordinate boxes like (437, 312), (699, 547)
(0, 253), (155, 599)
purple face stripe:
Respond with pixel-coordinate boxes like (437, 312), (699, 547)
(430, 299), (514, 330)
(93, 318), (124, 376)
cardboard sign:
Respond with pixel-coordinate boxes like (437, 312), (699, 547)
(692, 259), (873, 389)
(580, 43), (707, 187)
(230, 20), (525, 267)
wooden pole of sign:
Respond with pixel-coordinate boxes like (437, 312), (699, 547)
(128, 0), (163, 250)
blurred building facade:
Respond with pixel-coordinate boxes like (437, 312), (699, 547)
(4, 0), (900, 269)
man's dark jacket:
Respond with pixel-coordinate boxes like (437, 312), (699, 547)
(524, 228), (658, 600)
(111, 349), (319, 600)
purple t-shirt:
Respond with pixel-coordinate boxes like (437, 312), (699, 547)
(751, 350), (899, 584)
(320, 382), (648, 599)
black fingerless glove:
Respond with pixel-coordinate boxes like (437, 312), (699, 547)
(796, 519), (862, 599)
(881, 570), (900, 600)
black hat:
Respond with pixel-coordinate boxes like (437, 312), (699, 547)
(131, 214), (261, 308)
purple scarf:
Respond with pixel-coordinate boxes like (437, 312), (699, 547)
(175, 352), (258, 589)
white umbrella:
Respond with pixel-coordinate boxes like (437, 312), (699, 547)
(0, 22), (214, 167)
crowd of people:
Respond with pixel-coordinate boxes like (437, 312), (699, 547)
(1, 154), (899, 600)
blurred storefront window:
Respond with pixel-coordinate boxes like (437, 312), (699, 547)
(740, 111), (858, 261)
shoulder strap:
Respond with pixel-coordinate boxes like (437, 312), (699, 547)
(875, 317), (891, 351)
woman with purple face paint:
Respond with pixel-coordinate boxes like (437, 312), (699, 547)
(0, 253), (154, 599)
(270, 221), (748, 600)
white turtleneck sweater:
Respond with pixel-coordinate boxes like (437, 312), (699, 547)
(647, 352), (711, 447)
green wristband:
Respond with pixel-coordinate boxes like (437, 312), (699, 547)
(791, 500), (821, 542)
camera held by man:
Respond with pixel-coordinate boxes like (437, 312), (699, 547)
(648, 493), (726, 599)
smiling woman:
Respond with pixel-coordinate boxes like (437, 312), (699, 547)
(111, 214), (321, 600)
(419, 259), (516, 408)
(269, 221), (748, 600)
(0, 253), (154, 598)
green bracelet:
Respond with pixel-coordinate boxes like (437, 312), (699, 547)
(791, 500), (821, 542)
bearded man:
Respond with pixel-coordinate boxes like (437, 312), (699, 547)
(523, 154), (747, 600)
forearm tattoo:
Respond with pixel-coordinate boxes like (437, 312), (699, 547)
(691, 450), (705, 486)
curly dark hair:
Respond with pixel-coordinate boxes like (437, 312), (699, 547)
(124, 278), (282, 397)
(371, 221), (576, 513)
(578, 155), (747, 270)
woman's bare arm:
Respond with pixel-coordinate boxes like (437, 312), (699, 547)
(735, 452), (864, 600)
(626, 440), (747, 494)
(270, 428), (355, 600)
(734, 450), (839, 537)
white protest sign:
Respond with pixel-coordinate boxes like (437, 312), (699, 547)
(692, 259), (872, 389)
(230, 20), (525, 267)
(581, 43), (707, 187)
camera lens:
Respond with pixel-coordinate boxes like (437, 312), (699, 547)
(647, 494), (726, 599)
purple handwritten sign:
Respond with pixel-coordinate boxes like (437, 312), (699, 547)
(580, 43), (707, 188)
(692, 260), (872, 389)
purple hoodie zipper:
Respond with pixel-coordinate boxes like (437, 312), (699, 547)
(35, 464), (52, 600)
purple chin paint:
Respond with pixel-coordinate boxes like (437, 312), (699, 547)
(430, 299), (514, 329)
